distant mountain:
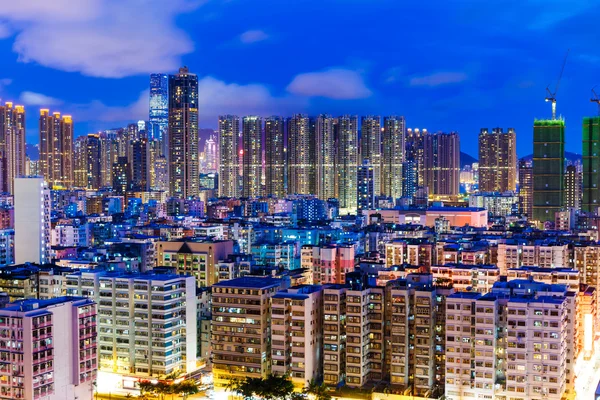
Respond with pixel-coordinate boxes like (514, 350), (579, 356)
(460, 152), (477, 168)
(520, 151), (581, 163)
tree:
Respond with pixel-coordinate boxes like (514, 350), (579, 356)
(303, 380), (331, 400)
(227, 374), (304, 400)
(176, 380), (200, 399)
(138, 380), (155, 396)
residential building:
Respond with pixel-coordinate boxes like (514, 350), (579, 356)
(361, 116), (381, 196)
(478, 127), (517, 192)
(583, 116), (600, 212)
(288, 114), (314, 195)
(156, 239), (234, 287)
(302, 244), (355, 284)
(168, 67), (199, 198)
(271, 285), (323, 388)
(39, 110), (74, 189)
(315, 114), (335, 201)
(218, 115), (240, 198)
(1, 102), (26, 194)
(518, 159), (533, 217)
(14, 178), (51, 264)
(264, 116), (285, 198)
(533, 119), (565, 222)
(0, 297), (97, 400)
(357, 160), (375, 211)
(382, 116), (406, 199)
(469, 192), (518, 217)
(336, 115), (359, 210)
(564, 164), (581, 210)
(66, 271), (197, 380)
(423, 132), (460, 196)
(242, 116), (263, 198)
(211, 277), (283, 389)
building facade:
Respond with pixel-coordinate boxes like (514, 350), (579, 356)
(168, 67), (199, 198)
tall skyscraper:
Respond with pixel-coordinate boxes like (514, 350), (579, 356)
(518, 159), (533, 217)
(382, 116), (406, 199)
(533, 119), (565, 222)
(423, 132), (460, 196)
(204, 134), (218, 172)
(315, 114), (335, 201)
(405, 128), (425, 187)
(264, 116), (285, 198)
(360, 116), (381, 196)
(478, 127), (517, 193)
(357, 160), (375, 211)
(149, 73), (169, 156)
(168, 67), (199, 199)
(73, 136), (88, 188)
(565, 164), (581, 210)
(14, 177), (50, 264)
(39, 110), (74, 188)
(99, 132), (119, 188)
(218, 115), (240, 197)
(288, 114), (314, 195)
(583, 116), (600, 212)
(242, 116), (263, 198)
(112, 156), (131, 195)
(402, 159), (417, 199)
(0, 102), (26, 194)
(336, 115), (359, 210)
(131, 137), (150, 191)
(80, 134), (102, 190)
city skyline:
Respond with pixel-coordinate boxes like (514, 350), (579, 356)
(0, 1), (599, 156)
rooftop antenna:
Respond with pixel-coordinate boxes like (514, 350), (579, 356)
(545, 49), (570, 120)
(591, 85), (600, 116)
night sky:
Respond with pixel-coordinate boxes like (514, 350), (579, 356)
(0, 0), (599, 157)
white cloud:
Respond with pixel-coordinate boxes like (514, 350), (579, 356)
(240, 30), (269, 44)
(1, 0), (204, 78)
(198, 77), (305, 121)
(72, 76), (306, 126)
(73, 90), (149, 122)
(19, 91), (63, 106)
(409, 72), (468, 87)
(287, 68), (372, 99)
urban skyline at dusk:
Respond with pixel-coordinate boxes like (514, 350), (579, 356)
(2, 2), (600, 400)
(0, 0), (599, 155)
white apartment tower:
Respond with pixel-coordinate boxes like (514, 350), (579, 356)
(65, 271), (197, 381)
(14, 177), (51, 264)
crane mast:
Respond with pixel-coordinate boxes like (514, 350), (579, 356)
(545, 49), (570, 120)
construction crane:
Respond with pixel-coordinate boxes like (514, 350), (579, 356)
(545, 49), (570, 120)
(591, 86), (600, 115)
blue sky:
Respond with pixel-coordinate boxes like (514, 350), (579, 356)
(0, 0), (599, 157)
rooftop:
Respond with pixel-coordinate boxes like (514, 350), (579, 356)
(213, 276), (282, 289)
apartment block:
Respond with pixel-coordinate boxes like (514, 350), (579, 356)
(271, 285), (323, 388)
(0, 297), (97, 400)
(445, 281), (572, 400)
(385, 274), (439, 396)
(301, 244), (355, 284)
(65, 271), (197, 380)
(211, 277), (283, 390)
(431, 264), (500, 293)
(156, 239), (234, 287)
(322, 285), (347, 386)
(345, 285), (384, 387)
(497, 240), (570, 274)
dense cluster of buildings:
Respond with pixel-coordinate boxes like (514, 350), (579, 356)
(0, 65), (600, 400)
